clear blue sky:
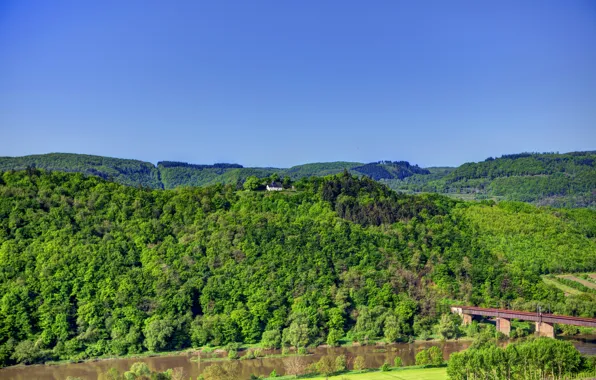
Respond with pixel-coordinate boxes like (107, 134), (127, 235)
(1, 0), (595, 168)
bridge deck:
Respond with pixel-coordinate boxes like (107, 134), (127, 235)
(455, 306), (596, 328)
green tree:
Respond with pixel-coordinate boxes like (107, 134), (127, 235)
(283, 321), (309, 349)
(243, 176), (261, 191)
(11, 340), (42, 364)
(437, 313), (458, 340)
(143, 317), (174, 352)
(326, 328), (343, 347)
(282, 176), (292, 189)
(127, 362), (151, 377)
(260, 330), (281, 349)
(383, 314), (401, 343)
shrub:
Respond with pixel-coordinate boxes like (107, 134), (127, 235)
(227, 349), (239, 360)
(335, 354), (347, 371)
(253, 348), (263, 357)
(202, 362), (240, 380)
(354, 356), (366, 371)
(394, 356), (403, 367)
(269, 369), (277, 378)
(243, 349), (255, 360)
(428, 346), (443, 365)
(316, 355), (336, 376)
(415, 349), (431, 365)
(297, 347), (308, 355)
(283, 355), (309, 376)
(380, 362), (390, 371)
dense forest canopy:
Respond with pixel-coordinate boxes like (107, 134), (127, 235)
(0, 169), (595, 367)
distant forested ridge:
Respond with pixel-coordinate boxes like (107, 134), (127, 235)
(0, 169), (595, 367)
(1, 151), (595, 207)
(351, 161), (430, 180)
(0, 154), (426, 187)
(0, 153), (162, 188)
(385, 151), (596, 208)
(157, 161), (244, 169)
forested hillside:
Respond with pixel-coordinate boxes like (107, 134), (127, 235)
(386, 151), (596, 208)
(0, 153), (162, 188)
(0, 170), (595, 367)
(0, 154), (428, 189)
(2, 151), (595, 207)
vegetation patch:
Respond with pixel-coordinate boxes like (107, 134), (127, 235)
(558, 275), (596, 291)
(542, 276), (583, 296)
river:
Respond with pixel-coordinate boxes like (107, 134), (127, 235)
(1, 336), (595, 380)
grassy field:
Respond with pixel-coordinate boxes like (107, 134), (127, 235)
(306, 367), (447, 380)
(542, 276), (582, 295)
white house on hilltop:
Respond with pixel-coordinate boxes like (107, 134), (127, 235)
(266, 182), (283, 191)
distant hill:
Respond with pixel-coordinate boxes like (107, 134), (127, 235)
(352, 160), (430, 180)
(0, 151), (594, 207)
(0, 154), (430, 189)
(0, 153), (162, 188)
(386, 151), (596, 208)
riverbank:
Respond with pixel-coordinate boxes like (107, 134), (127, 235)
(18, 337), (472, 368)
(2, 330), (589, 369)
(0, 340), (472, 380)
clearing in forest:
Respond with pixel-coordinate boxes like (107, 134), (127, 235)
(557, 275), (596, 291)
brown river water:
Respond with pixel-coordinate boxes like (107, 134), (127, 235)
(1, 336), (594, 380)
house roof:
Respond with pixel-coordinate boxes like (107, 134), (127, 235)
(268, 182), (282, 187)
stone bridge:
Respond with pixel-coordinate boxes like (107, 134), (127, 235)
(451, 306), (596, 338)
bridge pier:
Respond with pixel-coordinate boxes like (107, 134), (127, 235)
(496, 317), (511, 336)
(536, 321), (555, 338)
(462, 313), (472, 325)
